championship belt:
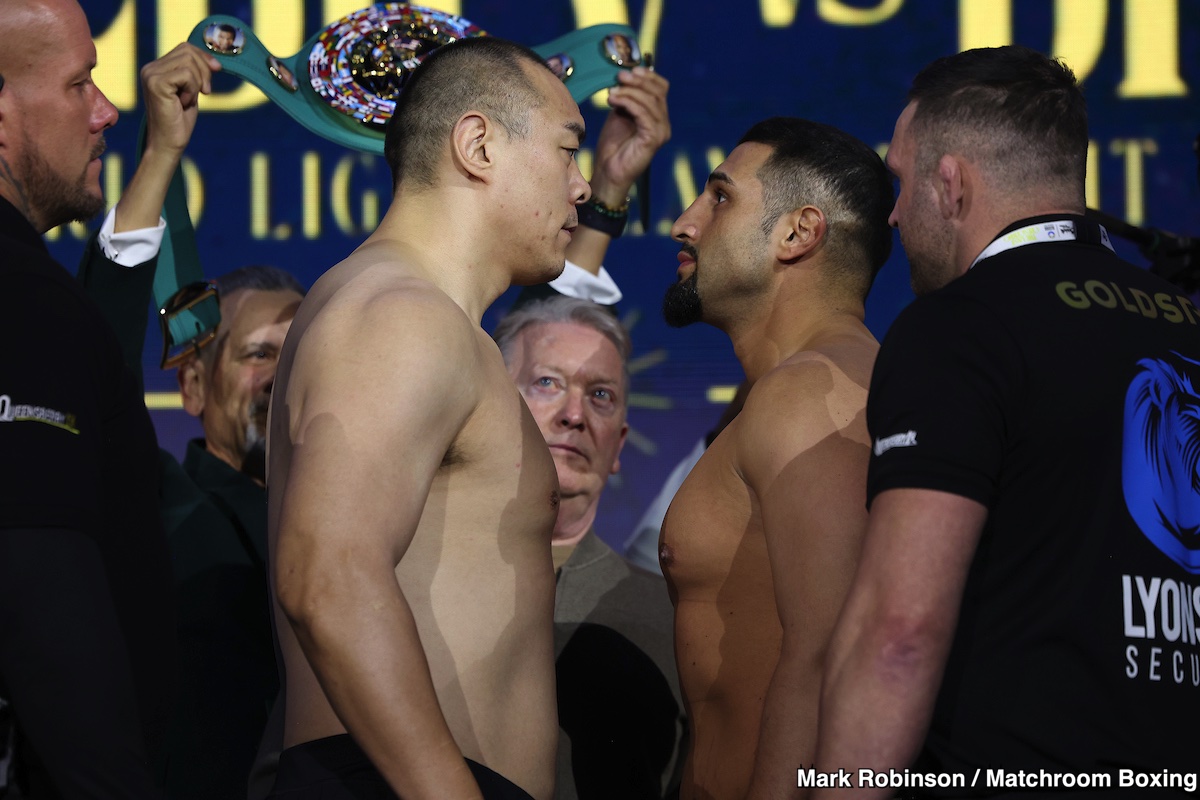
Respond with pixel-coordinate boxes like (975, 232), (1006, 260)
(153, 4), (643, 366)
(187, 4), (642, 155)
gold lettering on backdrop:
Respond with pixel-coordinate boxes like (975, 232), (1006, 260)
(358, 155), (382, 232)
(254, 152), (325, 239)
(1049, 0), (1106, 85)
(104, 155), (126, 215)
(1109, 138), (1158, 226)
(760, 0), (903, 27)
(1051, 0), (1104, 86)
(960, 0), (1186, 97)
(1118, 0), (1186, 97)
(960, 0), (1106, 84)
(181, 156), (205, 228)
(44, 221), (88, 242)
(958, 0), (1010, 50)
(667, 153), (699, 236)
(250, 153), (291, 240)
(663, 147), (727, 234)
(577, 150), (595, 185)
(817, 0), (903, 26)
(1086, 140), (1100, 210)
(251, 154), (269, 239)
(331, 155), (358, 235)
(90, 0), (1192, 114)
(93, 0), (138, 109)
(325, 0), (461, 16)
(162, 0), (304, 111)
(303, 152), (322, 239)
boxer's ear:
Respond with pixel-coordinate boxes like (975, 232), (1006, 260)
(451, 111), (498, 182)
(772, 205), (826, 263)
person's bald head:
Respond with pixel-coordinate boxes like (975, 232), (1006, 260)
(0, 0), (118, 231)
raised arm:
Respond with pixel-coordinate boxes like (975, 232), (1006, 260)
(565, 67), (670, 273)
(812, 488), (986, 799)
(115, 43), (218, 232)
(77, 44), (218, 382)
(272, 291), (485, 800)
(739, 362), (874, 800)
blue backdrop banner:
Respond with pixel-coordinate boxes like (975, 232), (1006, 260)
(61, 0), (1200, 549)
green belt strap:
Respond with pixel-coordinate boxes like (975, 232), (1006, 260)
(150, 6), (645, 363)
(137, 118), (220, 368)
(186, 9), (640, 155)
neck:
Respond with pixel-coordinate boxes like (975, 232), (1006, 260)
(553, 492), (598, 547)
(956, 201), (1086, 275)
(369, 186), (513, 323)
(0, 181), (43, 234)
(203, 439), (264, 486)
(725, 281), (867, 381)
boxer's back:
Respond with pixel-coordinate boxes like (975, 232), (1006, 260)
(267, 248), (560, 798)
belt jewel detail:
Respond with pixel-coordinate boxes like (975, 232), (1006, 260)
(308, 4), (486, 129)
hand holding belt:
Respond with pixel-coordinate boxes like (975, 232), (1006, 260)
(187, 5), (642, 155)
(153, 4), (645, 367)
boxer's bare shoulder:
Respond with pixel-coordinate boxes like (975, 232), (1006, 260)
(267, 248), (559, 799)
(661, 326), (877, 800)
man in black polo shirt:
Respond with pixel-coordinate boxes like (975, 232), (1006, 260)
(0, 0), (184, 795)
(816, 46), (1199, 797)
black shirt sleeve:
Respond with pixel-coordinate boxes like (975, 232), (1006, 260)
(75, 233), (157, 393)
(866, 292), (1025, 509)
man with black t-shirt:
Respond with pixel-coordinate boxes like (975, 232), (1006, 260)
(0, 0), (176, 796)
(815, 46), (1199, 797)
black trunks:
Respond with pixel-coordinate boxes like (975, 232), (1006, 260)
(267, 733), (535, 800)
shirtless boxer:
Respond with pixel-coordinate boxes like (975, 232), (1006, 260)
(658, 118), (893, 800)
(266, 38), (589, 800)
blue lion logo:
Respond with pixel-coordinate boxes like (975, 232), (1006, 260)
(1123, 352), (1200, 574)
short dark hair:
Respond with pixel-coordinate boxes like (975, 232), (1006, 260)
(906, 45), (1087, 204)
(384, 36), (555, 191)
(493, 295), (632, 407)
(738, 117), (893, 299)
(215, 264), (306, 298)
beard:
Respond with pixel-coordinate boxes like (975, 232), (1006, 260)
(899, 191), (957, 296)
(907, 252), (945, 297)
(663, 272), (702, 328)
(903, 235), (956, 297)
(20, 133), (106, 230)
(240, 394), (271, 483)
